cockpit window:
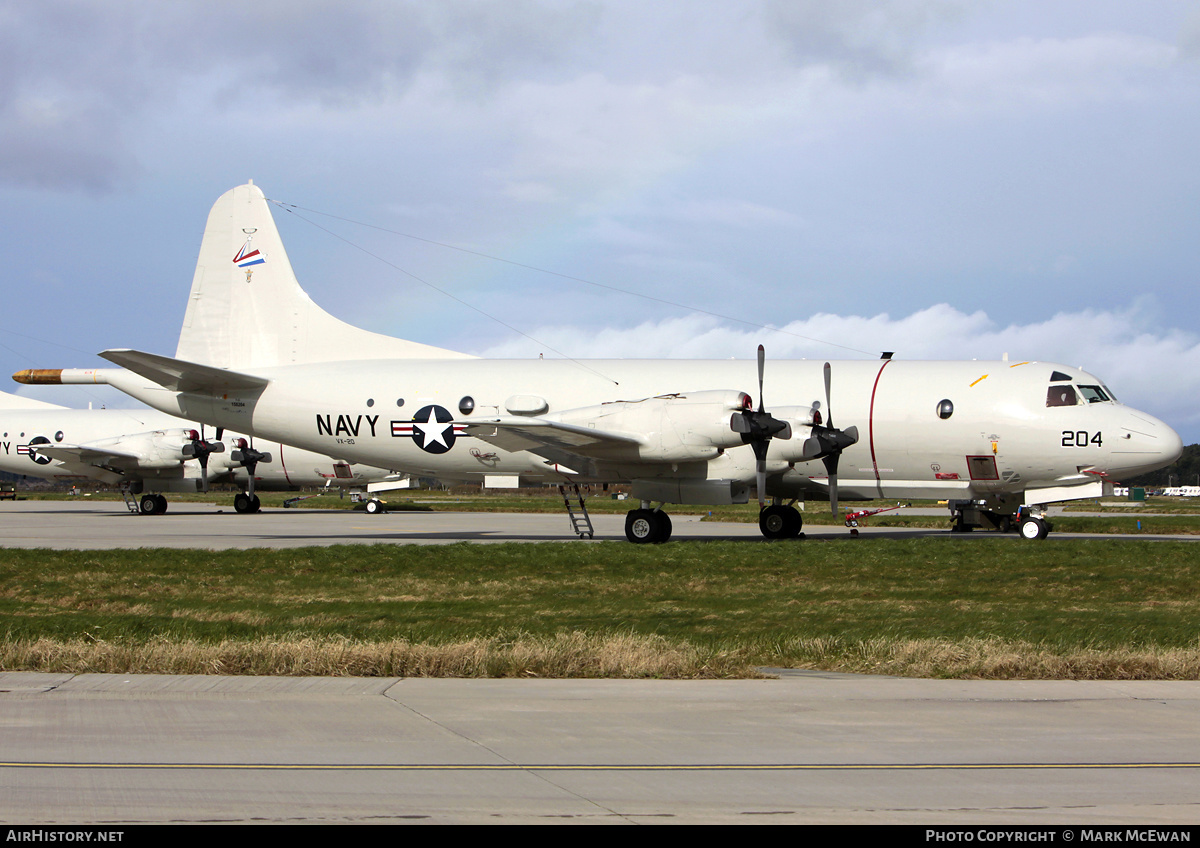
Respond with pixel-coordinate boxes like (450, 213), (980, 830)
(1049, 370), (1072, 382)
(1047, 385), (1078, 407)
(1077, 385), (1110, 403)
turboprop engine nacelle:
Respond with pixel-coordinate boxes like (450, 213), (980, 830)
(762, 406), (825, 463)
(557, 390), (755, 463)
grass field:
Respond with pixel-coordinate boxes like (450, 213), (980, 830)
(3, 537), (1199, 680)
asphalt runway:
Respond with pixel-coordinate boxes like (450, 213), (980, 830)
(3, 500), (1198, 824)
(1, 499), (1197, 548)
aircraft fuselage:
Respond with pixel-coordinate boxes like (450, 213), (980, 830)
(107, 356), (1180, 507)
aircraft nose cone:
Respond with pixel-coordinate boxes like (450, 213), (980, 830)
(1111, 410), (1183, 477)
(1161, 421), (1184, 466)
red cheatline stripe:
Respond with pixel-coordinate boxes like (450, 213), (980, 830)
(868, 358), (894, 497)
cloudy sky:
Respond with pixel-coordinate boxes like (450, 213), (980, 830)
(2, 1), (1199, 440)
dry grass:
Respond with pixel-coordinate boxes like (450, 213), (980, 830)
(0, 631), (763, 679)
(777, 636), (1200, 679)
(7, 633), (1200, 680)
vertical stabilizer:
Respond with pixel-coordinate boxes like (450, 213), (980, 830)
(0, 390), (67, 410)
(175, 183), (472, 369)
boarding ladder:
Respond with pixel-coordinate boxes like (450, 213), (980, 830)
(558, 484), (594, 539)
(119, 483), (140, 514)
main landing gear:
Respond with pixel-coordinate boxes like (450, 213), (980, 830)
(625, 506), (673, 544)
(622, 501), (806, 543)
(233, 492), (262, 514)
(138, 494), (168, 515)
(758, 503), (804, 540)
(230, 439), (268, 514)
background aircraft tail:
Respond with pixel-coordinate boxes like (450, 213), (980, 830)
(175, 182), (472, 369)
(0, 390), (67, 410)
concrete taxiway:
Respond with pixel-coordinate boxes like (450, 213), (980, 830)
(1, 499), (1196, 548)
(3, 671), (1200, 824)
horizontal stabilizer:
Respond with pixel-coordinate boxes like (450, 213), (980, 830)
(100, 349), (270, 395)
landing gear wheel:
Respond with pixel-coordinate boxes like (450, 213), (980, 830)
(364, 498), (385, 515)
(654, 511), (672, 542)
(759, 504), (803, 539)
(234, 493), (253, 514)
(1019, 517), (1049, 540)
(139, 495), (166, 515)
(625, 508), (671, 543)
(155, 495), (168, 514)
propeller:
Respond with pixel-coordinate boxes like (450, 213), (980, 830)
(730, 345), (792, 508)
(230, 437), (272, 503)
(802, 362), (860, 517)
(182, 428), (225, 493)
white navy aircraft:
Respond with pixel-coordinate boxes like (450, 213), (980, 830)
(0, 389), (402, 514)
(15, 183), (1182, 541)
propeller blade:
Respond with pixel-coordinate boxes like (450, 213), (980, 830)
(823, 362), (833, 429)
(757, 344), (766, 413)
(822, 451), (840, 518)
(733, 346), (791, 509)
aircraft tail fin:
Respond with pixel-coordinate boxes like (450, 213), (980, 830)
(175, 182), (473, 369)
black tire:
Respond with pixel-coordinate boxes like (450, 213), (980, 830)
(1019, 517), (1049, 540)
(625, 509), (670, 543)
(654, 510), (672, 542)
(759, 504), (802, 539)
(364, 499), (385, 514)
(250, 494), (261, 513)
(234, 493), (252, 514)
(155, 495), (168, 515)
(139, 495), (158, 515)
(626, 509), (655, 543)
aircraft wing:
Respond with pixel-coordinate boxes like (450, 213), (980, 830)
(99, 349), (269, 394)
(30, 444), (148, 484)
(463, 417), (642, 456)
(36, 445), (145, 469)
